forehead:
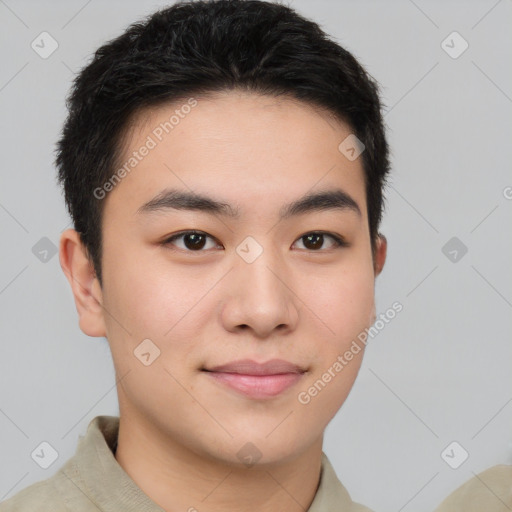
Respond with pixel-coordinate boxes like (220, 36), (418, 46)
(103, 91), (367, 223)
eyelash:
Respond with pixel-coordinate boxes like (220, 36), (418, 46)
(161, 230), (349, 252)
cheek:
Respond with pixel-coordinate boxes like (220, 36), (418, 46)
(310, 267), (375, 341)
(103, 249), (196, 333)
(101, 252), (218, 377)
(296, 275), (374, 425)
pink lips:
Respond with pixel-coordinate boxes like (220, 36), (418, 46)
(203, 359), (306, 399)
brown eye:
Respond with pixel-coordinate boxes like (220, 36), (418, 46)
(303, 233), (324, 250)
(183, 233), (207, 250)
(163, 231), (220, 251)
(294, 232), (347, 251)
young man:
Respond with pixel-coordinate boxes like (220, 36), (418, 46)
(0, 1), (389, 510)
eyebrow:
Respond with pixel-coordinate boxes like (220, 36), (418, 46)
(136, 187), (361, 219)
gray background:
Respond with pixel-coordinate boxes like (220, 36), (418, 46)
(1, 0), (511, 510)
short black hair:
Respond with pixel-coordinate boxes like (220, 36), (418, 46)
(56, 0), (390, 286)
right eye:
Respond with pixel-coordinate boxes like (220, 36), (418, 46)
(161, 230), (223, 252)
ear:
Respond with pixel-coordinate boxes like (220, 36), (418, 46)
(59, 229), (106, 337)
(368, 234), (388, 326)
(373, 233), (387, 277)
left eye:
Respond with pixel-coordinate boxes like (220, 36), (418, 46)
(162, 230), (347, 252)
(292, 232), (347, 251)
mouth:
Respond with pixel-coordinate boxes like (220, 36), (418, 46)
(201, 359), (307, 399)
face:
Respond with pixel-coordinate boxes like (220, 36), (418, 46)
(67, 90), (386, 466)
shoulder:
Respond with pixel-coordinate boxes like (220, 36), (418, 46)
(349, 503), (374, 512)
(0, 477), (69, 512)
(434, 465), (512, 511)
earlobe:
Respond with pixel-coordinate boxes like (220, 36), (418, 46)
(374, 233), (387, 276)
(59, 229), (106, 337)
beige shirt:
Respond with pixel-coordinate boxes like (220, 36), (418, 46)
(433, 464), (512, 512)
(0, 415), (372, 511)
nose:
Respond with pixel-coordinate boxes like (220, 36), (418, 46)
(220, 247), (300, 339)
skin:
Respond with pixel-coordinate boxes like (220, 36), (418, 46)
(60, 90), (387, 512)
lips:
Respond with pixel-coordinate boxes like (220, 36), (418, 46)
(202, 359), (307, 399)
(203, 358), (306, 376)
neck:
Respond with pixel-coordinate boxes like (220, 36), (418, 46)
(114, 415), (323, 512)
